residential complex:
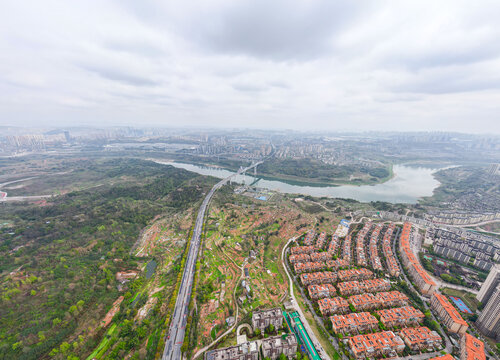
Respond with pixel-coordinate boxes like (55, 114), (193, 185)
(304, 230), (316, 246)
(261, 334), (297, 360)
(310, 252), (332, 262)
(430, 293), (468, 334)
(476, 284), (500, 339)
(289, 253), (310, 263)
(427, 227), (499, 271)
(356, 222), (372, 266)
(205, 341), (259, 360)
(376, 306), (425, 328)
(381, 224), (400, 277)
(337, 279), (391, 296)
(399, 326), (442, 351)
(338, 268), (373, 282)
(318, 297), (350, 316)
(330, 312), (378, 334)
(251, 308), (283, 332)
(342, 235), (352, 263)
(369, 223), (383, 271)
(300, 271), (336, 286)
(348, 291), (408, 311)
(308, 283), (336, 300)
(399, 222), (437, 295)
(348, 331), (405, 359)
(477, 264), (500, 303)
(315, 231), (327, 250)
(460, 334), (485, 360)
(327, 235), (339, 255)
(290, 245), (315, 255)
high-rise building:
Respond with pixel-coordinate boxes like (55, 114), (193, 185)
(477, 285), (500, 339)
(477, 264), (500, 304)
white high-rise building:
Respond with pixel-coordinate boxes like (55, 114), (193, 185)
(477, 285), (500, 339)
(477, 264), (500, 304)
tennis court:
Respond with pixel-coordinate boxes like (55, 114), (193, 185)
(450, 296), (473, 314)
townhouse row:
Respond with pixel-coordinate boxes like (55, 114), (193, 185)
(337, 278), (391, 296)
(348, 327), (442, 359)
(381, 223), (400, 277)
(399, 222), (437, 295)
(338, 268), (374, 282)
(304, 229), (316, 245)
(356, 222), (372, 267)
(293, 259), (349, 274)
(430, 293), (468, 334)
(377, 306), (425, 328)
(369, 223), (384, 271)
(315, 231), (327, 250)
(300, 271), (337, 286)
(327, 234), (339, 255)
(308, 283), (337, 300)
(348, 291), (408, 311)
(342, 234), (352, 263)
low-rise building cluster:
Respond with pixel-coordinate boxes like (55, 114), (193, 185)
(308, 283), (336, 299)
(290, 245), (315, 255)
(356, 222), (372, 266)
(310, 252), (331, 262)
(338, 268), (373, 281)
(399, 326), (442, 351)
(376, 306), (425, 328)
(430, 293), (468, 334)
(327, 234), (339, 255)
(399, 222), (437, 295)
(381, 224), (400, 277)
(460, 333), (485, 360)
(330, 312), (378, 334)
(318, 297), (350, 315)
(348, 331), (405, 359)
(315, 231), (327, 250)
(289, 253), (310, 263)
(300, 271), (337, 286)
(293, 259), (347, 273)
(348, 291), (408, 311)
(369, 223), (384, 271)
(337, 278), (391, 296)
(342, 234), (352, 263)
(304, 229), (316, 245)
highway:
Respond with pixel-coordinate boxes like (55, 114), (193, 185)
(162, 161), (262, 360)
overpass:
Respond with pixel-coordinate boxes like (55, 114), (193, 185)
(162, 161), (262, 360)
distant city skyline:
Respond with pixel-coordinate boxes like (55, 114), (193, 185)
(1, 1), (500, 133)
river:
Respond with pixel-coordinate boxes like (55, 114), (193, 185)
(154, 160), (443, 204)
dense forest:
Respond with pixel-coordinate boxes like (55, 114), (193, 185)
(0, 158), (215, 359)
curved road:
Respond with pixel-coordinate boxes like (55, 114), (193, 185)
(281, 237), (332, 360)
(162, 162), (262, 360)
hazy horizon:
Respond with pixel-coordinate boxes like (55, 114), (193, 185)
(1, 1), (500, 134)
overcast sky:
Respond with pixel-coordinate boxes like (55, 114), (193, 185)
(1, 1), (500, 133)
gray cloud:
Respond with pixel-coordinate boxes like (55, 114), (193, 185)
(81, 64), (160, 87)
(0, 0), (499, 133)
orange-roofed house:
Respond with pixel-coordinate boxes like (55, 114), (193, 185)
(400, 326), (442, 351)
(430, 293), (468, 335)
(330, 312), (378, 334)
(460, 334), (485, 360)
